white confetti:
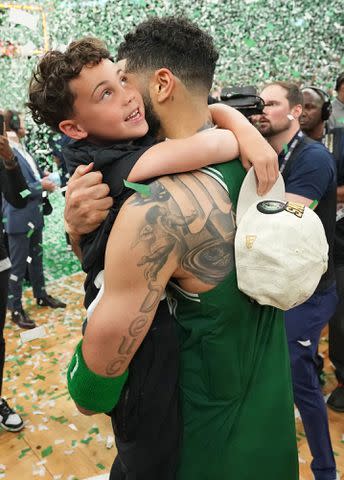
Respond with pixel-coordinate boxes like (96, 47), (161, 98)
(68, 423), (78, 431)
(26, 256), (32, 264)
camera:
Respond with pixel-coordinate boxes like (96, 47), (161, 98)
(219, 86), (265, 118)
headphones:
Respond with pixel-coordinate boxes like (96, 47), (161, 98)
(302, 86), (332, 121)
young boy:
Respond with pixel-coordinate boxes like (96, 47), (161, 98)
(27, 37), (278, 479)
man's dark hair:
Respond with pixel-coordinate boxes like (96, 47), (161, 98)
(27, 37), (112, 132)
(335, 72), (344, 92)
(264, 81), (304, 108)
(117, 16), (219, 93)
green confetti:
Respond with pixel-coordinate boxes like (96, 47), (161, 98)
(244, 38), (256, 48)
(41, 445), (53, 458)
(97, 463), (106, 470)
(50, 415), (68, 424)
(88, 427), (99, 434)
(20, 189), (30, 199)
(81, 437), (93, 445)
(27, 229), (34, 238)
(36, 374), (46, 381)
(309, 199), (319, 210)
(19, 447), (31, 459)
(282, 144), (288, 154)
(123, 179), (151, 197)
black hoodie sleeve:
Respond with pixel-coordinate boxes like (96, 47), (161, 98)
(0, 160), (28, 209)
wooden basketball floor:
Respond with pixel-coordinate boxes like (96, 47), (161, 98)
(0, 271), (343, 479)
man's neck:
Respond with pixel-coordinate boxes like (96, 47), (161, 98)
(302, 122), (325, 142)
(159, 94), (211, 139)
(267, 123), (300, 154)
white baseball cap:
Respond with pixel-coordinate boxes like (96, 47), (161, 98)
(235, 168), (329, 310)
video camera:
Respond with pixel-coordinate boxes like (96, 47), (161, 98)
(219, 86), (265, 118)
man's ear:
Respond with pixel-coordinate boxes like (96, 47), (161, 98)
(151, 68), (175, 104)
(291, 104), (303, 120)
(59, 119), (88, 140)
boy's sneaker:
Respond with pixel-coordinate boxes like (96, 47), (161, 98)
(327, 383), (344, 412)
(0, 398), (24, 432)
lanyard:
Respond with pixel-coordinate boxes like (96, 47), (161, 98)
(279, 130), (304, 173)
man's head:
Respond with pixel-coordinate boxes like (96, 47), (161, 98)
(27, 37), (148, 143)
(300, 87), (331, 136)
(117, 16), (219, 137)
(4, 110), (25, 138)
(252, 82), (303, 140)
(335, 72), (344, 103)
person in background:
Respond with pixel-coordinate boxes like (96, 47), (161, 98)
(300, 86), (344, 413)
(253, 81), (338, 480)
(0, 121), (25, 431)
(2, 110), (66, 330)
(328, 73), (344, 129)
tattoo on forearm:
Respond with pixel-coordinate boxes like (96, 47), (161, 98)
(105, 283), (163, 376)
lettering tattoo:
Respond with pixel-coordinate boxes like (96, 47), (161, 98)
(106, 171), (235, 375)
(105, 283), (163, 376)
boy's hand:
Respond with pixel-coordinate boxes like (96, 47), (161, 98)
(240, 138), (279, 196)
(64, 162), (113, 236)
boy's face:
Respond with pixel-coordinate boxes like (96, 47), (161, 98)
(66, 58), (148, 142)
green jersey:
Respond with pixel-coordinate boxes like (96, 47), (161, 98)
(168, 161), (298, 480)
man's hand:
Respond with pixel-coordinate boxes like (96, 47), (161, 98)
(64, 162), (113, 236)
(0, 134), (16, 169)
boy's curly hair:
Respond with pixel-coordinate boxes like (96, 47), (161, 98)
(117, 16), (219, 93)
(27, 37), (112, 132)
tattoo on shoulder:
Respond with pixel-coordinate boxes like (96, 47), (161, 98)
(130, 172), (235, 285)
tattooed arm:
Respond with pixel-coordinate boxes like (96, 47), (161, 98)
(81, 171), (236, 379)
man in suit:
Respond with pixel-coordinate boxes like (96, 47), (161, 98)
(2, 111), (66, 329)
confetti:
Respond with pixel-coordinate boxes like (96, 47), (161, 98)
(20, 326), (47, 343)
(20, 189), (31, 199)
(26, 256), (32, 264)
(41, 445), (53, 458)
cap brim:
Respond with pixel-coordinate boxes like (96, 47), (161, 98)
(236, 167), (286, 225)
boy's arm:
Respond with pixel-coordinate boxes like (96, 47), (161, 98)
(128, 128), (239, 182)
(210, 103), (279, 194)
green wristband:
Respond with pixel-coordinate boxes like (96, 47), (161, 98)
(67, 340), (128, 413)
